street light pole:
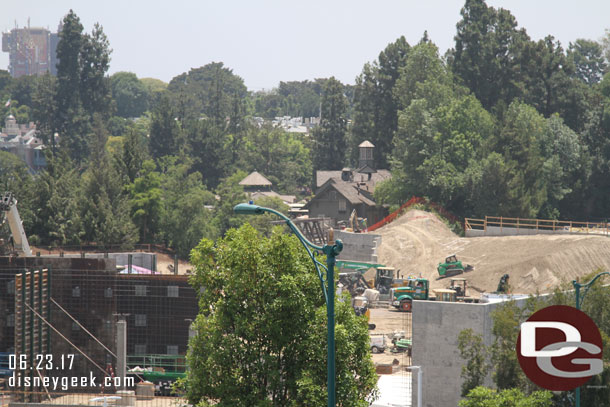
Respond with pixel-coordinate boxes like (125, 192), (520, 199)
(572, 271), (609, 407)
(234, 203), (343, 407)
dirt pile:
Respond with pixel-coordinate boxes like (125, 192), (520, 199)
(375, 209), (610, 294)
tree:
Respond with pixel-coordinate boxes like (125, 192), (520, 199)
(183, 117), (229, 188)
(113, 126), (148, 184)
(79, 23), (112, 119)
(450, 0), (527, 110)
(29, 151), (83, 246)
(54, 11), (113, 164)
(158, 157), (217, 258)
(110, 72), (149, 118)
(148, 94), (182, 160)
(167, 62), (248, 124)
(128, 160), (162, 242)
(0, 151), (35, 233)
(54, 9), (88, 163)
(79, 115), (137, 245)
(213, 170), (248, 235)
(185, 224), (377, 406)
(31, 73), (57, 144)
(459, 387), (552, 407)
(312, 77), (347, 171)
(350, 37), (410, 168)
(238, 124), (312, 193)
(569, 39), (607, 85)
(458, 329), (490, 396)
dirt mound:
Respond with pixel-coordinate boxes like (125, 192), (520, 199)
(376, 209), (610, 294)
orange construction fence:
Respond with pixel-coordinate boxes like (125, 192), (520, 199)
(366, 197), (461, 232)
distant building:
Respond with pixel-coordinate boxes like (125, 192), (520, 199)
(239, 171), (297, 205)
(0, 114), (46, 172)
(305, 141), (391, 227)
(2, 22), (60, 77)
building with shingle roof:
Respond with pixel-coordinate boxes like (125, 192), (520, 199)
(306, 141), (390, 227)
(239, 171), (296, 205)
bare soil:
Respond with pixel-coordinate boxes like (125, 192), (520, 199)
(375, 209), (610, 295)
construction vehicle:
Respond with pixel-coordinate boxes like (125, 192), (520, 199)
(446, 278), (478, 303)
(496, 274), (510, 293)
(389, 331), (412, 355)
(390, 277), (432, 312)
(436, 254), (473, 280)
(0, 192), (32, 256)
(336, 260), (405, 303)
(352, 295), (376, 330)
(369, 334), (387, 354)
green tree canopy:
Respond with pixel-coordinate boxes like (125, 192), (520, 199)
(167, 62), (248, 125)
(185, 224), (377, 406)
(350, 36), (410, 168)
(110, 72), (149, 118)
(312, 77), (348, 171)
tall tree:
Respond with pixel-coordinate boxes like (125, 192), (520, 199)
(568, 39), (607, 85)
(185, 224), (377, 407)
(148, 94), (182, 160)
(450, 0), (527, 110)
(167, 62), (248, 125)
(111, 72), (149, 118)
(31, 73), (57, 145)
(128, 160), (162, 242)
(350, 37), (410, 168)
(79, 115), (137, 245)
(80, 23), (113, 119)
(312, 77), (347, 171)
(238, 124), (312, 193)
(54, 10), (88, 163)
(158, 158), (217, 257)
(54, 11), (113, 164)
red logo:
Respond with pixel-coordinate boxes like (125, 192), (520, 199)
(516, 305), (603, 391)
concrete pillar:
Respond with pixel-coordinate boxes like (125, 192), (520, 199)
(117, 318), (127, 389)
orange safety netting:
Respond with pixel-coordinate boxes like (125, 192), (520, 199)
(366, 197), (462, 232)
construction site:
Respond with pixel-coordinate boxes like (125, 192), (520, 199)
(2, 191), (610, 407)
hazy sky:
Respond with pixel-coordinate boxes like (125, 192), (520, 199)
(1, 1), (608, 91)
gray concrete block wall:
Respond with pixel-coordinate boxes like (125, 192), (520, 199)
(335, 230), (381, 263)
(411, 298), (529, 407)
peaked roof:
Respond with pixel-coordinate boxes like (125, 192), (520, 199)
(239, 171), (273, 187)
(359, 140), (375, 148)
(316, 169), (391, 189)
(304, 179), (377, 209)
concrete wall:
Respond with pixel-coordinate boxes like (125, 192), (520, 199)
(58, 252), (158, 271)
(335, 230), (381, 263)
(466, 226), (576, 237)
(411, 297), (530, 407)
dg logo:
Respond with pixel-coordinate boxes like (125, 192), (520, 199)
(516, 305), (603, 391)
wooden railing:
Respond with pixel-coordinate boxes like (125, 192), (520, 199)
(465, 216), (609, 235)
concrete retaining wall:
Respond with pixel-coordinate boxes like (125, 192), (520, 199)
(334, 231), (381, 263)
(466, 226), (576, 237)
(411, 297), (530, 407)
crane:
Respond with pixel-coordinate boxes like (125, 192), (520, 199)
(0, 192), (32, 256)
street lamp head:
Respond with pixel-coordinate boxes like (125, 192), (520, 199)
(234, 203), (265, 215)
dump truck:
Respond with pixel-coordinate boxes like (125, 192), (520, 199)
(390, 277), (431, 312)
(436, 254), (473, 280)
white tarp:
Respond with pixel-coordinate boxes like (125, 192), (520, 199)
(370, 374), (411, 407)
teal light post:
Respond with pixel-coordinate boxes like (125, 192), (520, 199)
(572, 271), (609, 407)
(234, 203), (343, 407)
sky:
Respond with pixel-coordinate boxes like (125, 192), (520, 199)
(1, 0), (609, 91)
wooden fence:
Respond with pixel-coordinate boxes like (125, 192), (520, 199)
(465, 216), (609, 236)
